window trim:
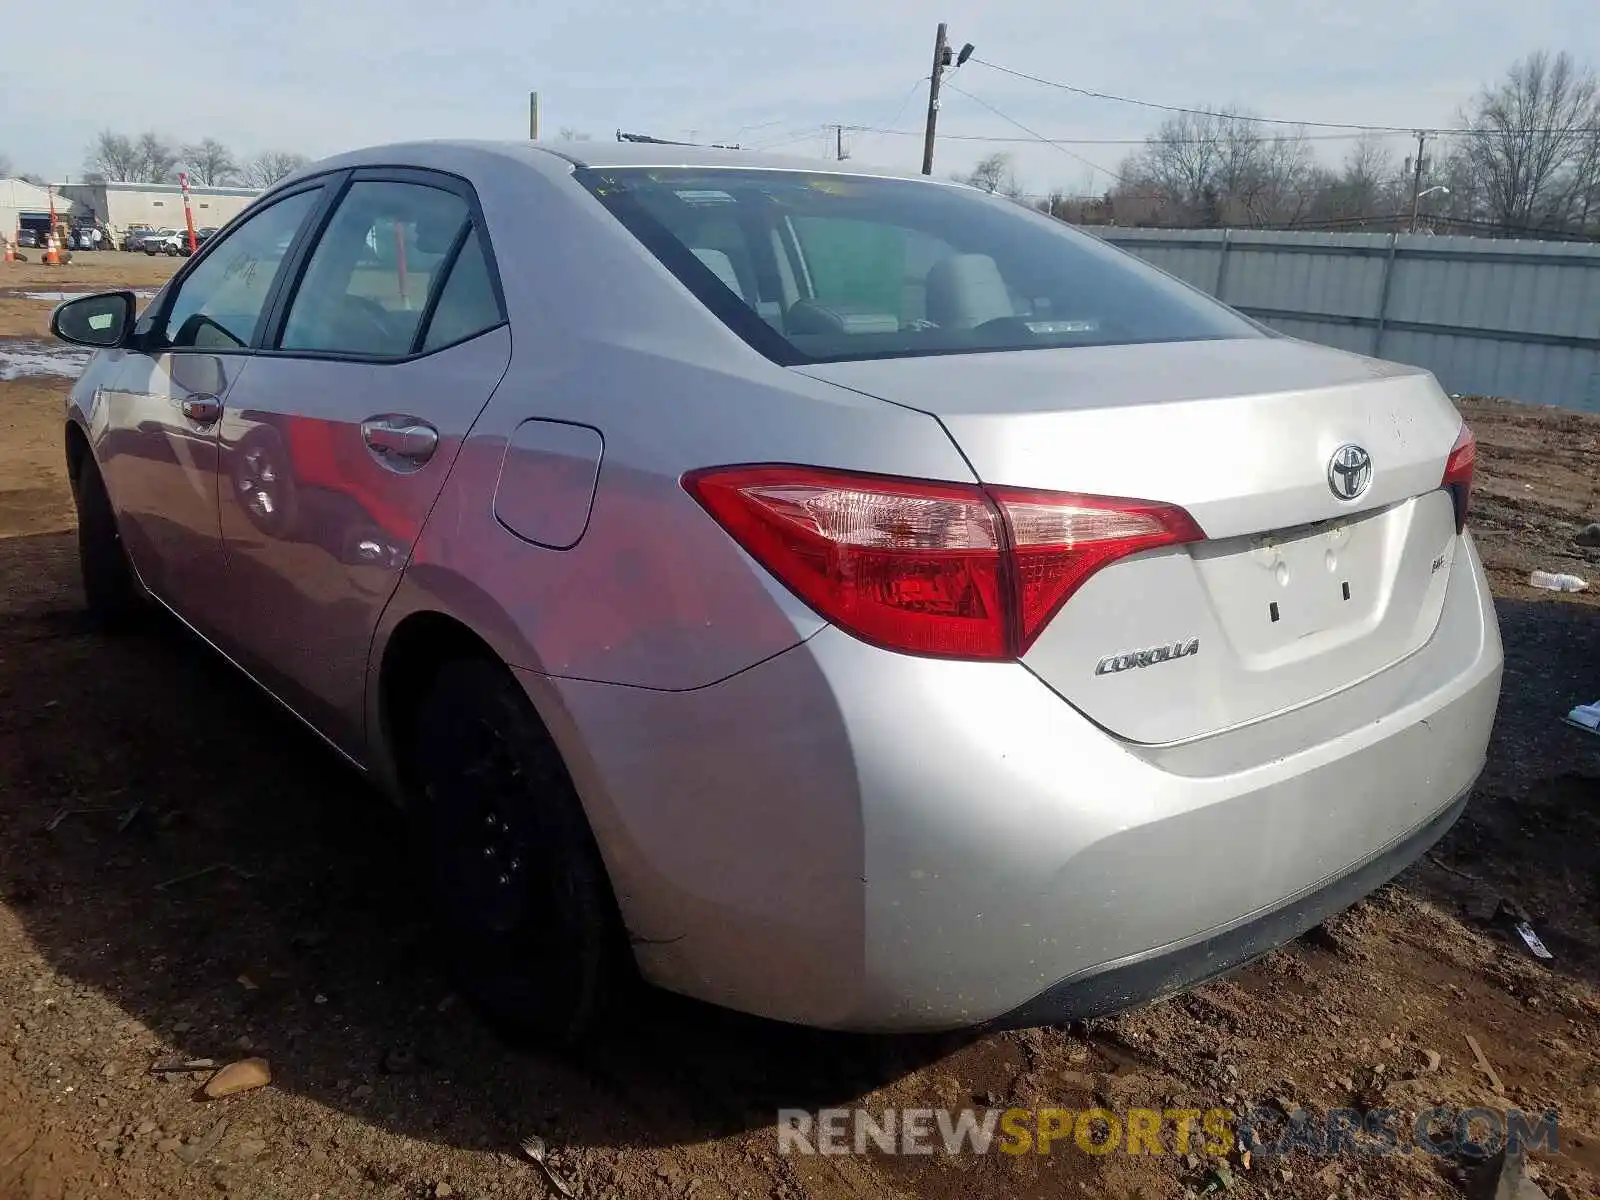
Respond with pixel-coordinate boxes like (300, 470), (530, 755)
(410, 218), (475, 355)
(137, 175), (342, 356)
(256, 166), (510, 366)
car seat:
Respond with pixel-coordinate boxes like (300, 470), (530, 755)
(925, 253), (1016, 330)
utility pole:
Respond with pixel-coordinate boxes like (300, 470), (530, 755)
(1407, 129), (1427, 233)
(529, 92), (540, 140)
(835, 124), (846, 161)
(921, 23), (949, 175)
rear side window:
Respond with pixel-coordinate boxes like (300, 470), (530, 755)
(577, 167), (1262, 365)
(421, 228), (502, 351)
(280, 181), (469, 357)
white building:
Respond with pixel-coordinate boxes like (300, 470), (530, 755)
(57, 180), (260, 236)
(1, 178), (73, 241)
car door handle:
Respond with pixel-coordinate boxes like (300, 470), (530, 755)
(180, 395), (222, 425)
(362, 418), (438, 464)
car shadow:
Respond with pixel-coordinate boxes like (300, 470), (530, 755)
(0, 529), (973, 1157)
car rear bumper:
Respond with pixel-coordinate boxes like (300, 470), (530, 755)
(987, 783), (1470, 1030)
(531, 535), (1502, 1032)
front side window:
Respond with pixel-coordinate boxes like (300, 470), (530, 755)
(577, 167), (1263, 364)
(161, 188), (322, 350)
(279, 181), (470, 357)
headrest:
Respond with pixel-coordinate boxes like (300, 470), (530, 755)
(925, 253), (1014, 330)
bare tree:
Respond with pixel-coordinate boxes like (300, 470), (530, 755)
(557, 127), (593, 142)
(1119, 111), (1225, 220)
(85, 131), (145, 182)
(1119, 109), (1312, 227)
(0, 152), (12, 179)
(959, 152), (1022, 198)
(244, 151), (311, 189)
(136, 132), (180, 183)
(1236, 125), (1315, 224)
(1336, 133), (1396, 219)
(182, 139), (239, 186)
(1458, 50), (1600, 234)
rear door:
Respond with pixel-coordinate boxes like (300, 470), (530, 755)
(209, 169), (511, 751)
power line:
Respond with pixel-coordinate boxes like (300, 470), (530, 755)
(751, 125), (832, 152)
(882, 75), (933, 134)
(939, 81), (1125, 182)
(844, 124), (1407, 146)
(970, 56), (1600, 137)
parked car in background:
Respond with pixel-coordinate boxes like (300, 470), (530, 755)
(46, 141), (1502, 1045)
(119, 225), (154, 251)
(173, 228), (219, 257)
(143, 229), (186, 256)
(16, 230), (40, 248)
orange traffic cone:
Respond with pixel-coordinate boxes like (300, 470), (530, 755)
(43, 235), (59, 266)
(2, 238), (13, 264)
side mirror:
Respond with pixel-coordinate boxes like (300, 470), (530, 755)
(50, 291), (136, 349)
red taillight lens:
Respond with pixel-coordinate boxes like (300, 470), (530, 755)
(684, 465), (1203, 661)
(990, 488), (1207, 653)
(1442, 423), (1477, 533)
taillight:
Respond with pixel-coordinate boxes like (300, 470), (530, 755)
(989, 487), (1206, 651)
(684, 465), (1203, 661)
(1442, 423), (1476, 533)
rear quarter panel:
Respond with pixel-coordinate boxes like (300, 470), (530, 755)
(365, 146), (977, 760)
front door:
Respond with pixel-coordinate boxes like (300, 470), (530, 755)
(101, 185), (328, 630)
(211, 172), (511, 751)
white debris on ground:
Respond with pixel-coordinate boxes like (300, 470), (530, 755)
(1528, 569), (1588, 592)
(1565, 700), (1600, 734)
(0, 339), (93, 382)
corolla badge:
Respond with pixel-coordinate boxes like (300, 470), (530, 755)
(1095, 638), (1200, 676)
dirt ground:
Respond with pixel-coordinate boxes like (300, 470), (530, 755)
(1, 257), (1598, 1200)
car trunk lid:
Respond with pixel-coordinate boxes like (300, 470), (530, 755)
(794, 337), (1467, 744)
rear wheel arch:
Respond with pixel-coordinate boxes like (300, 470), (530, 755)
(378, 610), (501, 784)
(376, 612), (591, 813)
(374, 610), (634, 1040)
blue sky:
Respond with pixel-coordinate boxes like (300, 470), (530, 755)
(3, 0), (1594, 195)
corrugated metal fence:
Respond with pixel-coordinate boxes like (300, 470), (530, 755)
(1087, 227), (1600, 411)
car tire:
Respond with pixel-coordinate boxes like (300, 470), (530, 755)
(406, 657), (633, 1046)
(74, 457), (141, 630)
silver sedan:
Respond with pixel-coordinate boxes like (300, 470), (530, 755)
(48, 140), (1502, 1041)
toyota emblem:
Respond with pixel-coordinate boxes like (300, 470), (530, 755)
(1327, 444), (1373, 501)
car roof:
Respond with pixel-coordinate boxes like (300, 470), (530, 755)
(275, 138), (953, 191)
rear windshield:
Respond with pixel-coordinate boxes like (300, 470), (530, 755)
(576, 166), (1263, 365)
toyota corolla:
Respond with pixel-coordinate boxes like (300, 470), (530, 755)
(48, 140), (1502, 1041)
